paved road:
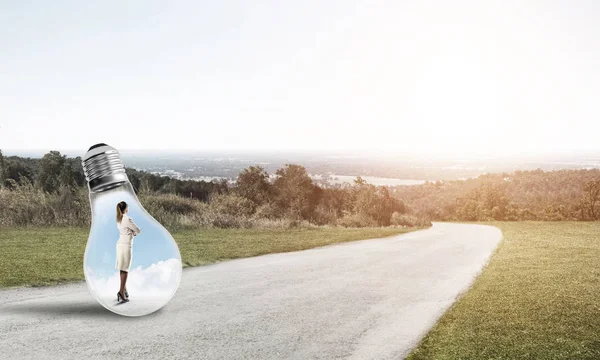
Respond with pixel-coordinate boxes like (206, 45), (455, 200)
(0, 223), (501, 360)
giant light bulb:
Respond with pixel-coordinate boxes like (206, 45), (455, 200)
(82, 143), (182, 317)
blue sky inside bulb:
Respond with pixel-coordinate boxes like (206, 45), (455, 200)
(84, 183), (182, 317)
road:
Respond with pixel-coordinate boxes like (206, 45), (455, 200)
(0, 222), (502, 360)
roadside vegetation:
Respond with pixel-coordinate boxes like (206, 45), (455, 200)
(394, 170), (600, 221)
(0, 226), (415, 288)
(407, 222), (600, 360)
(2, 151), (600, 230)
(0, 150), (429, 229)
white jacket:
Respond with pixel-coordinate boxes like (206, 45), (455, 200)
(118, 214), (142, 237)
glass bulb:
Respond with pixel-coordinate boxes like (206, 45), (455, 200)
(82, 144), (182, 317)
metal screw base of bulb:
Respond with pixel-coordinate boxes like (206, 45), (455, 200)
(82, 144), (129, 193)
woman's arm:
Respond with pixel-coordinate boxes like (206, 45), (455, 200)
(128, 217), (142, 235)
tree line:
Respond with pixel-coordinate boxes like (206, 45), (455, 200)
(2, 150), (598, 228)
(391, 169), (600, 221)
(0, 150), (418, 228)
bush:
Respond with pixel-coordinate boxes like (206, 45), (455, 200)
(208, 194), (255, 218)
(0, 180), (89, 226)
(138, 193), (206, 231)
(139, 193), (199, 215)
(311, 204), (339, 226)
(337, 213), (379, 228)
(202, 212), (252, 229)
(248, 217), (315, 229)
(0, 175), (429, 230)
(390, 212), (432, 228)
(252, 202), (282, 220)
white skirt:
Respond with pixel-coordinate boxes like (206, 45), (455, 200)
(115, 235), (133, 272)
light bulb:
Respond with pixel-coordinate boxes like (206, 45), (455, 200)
(81, 143), (182, 317)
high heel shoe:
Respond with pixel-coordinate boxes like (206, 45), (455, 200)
(117, 291), (129, 303)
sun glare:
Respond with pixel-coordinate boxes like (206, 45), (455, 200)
(412, 53), (502, 155)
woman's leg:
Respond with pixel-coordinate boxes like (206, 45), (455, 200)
(119, 270), (127, 296)
(124, 247), (131, 297)
(124, 271), (128, 296)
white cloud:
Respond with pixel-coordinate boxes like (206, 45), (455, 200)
(85, 258), (182, 316)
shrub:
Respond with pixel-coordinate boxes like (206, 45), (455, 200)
(248, 217), (315, 229)
(390, 212), (432, 227)
(311, 204), (338, 226)
(252, 202), (282, 220)
(139, 193), (199, 215)
(0, 180), (89, 226)
(337, 213), (379, 228)
(208, 194), (255, 218)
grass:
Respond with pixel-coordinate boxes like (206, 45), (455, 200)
(407, 222), (600, 360)
(0, 226), (416, 288)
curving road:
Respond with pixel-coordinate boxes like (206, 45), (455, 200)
(0, 223), (501, 360)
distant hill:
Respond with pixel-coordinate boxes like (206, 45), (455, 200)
(6, 149), (598, 182)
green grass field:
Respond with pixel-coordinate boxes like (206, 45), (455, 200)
(0, 226), (415, 288)
(407, 222), (600, 360)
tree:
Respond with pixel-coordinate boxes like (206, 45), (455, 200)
(354, 176), (367, 186)
(0, 150), (6, 188)
(4, 159), (34, 187)
(456, 198), (481, 221)
(235, 166), (271, 206)
(139, 172), (163, 193)
(353, 183), (380, 221)
(482, 183), (508, 211)
(65, 156), (86, 186)
(273, 164), (317, 220)
(351, 184), (405, 226)
(316, 187), (350, 220)
(583, 180), (600, 220)
(126, 168), (142, 194)
(377, 186), (406, 225)
(58, 161), (77, 189)
(37, 151), (66, 193)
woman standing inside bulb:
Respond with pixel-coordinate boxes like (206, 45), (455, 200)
(116, 201), (141, 303)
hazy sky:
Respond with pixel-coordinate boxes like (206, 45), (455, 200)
(2, 1), (599, 156)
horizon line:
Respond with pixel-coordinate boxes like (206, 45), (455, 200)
(4, 148), (600, 156)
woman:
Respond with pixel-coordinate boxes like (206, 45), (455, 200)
(116, 201), (142, 303)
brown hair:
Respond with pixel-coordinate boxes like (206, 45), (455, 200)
(116, 201), (128, 223)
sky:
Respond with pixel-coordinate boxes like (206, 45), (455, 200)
(1, 0), (600, 156)
(86, 185), (180, 278)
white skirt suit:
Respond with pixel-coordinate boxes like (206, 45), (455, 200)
(116, 214), (142, 272)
